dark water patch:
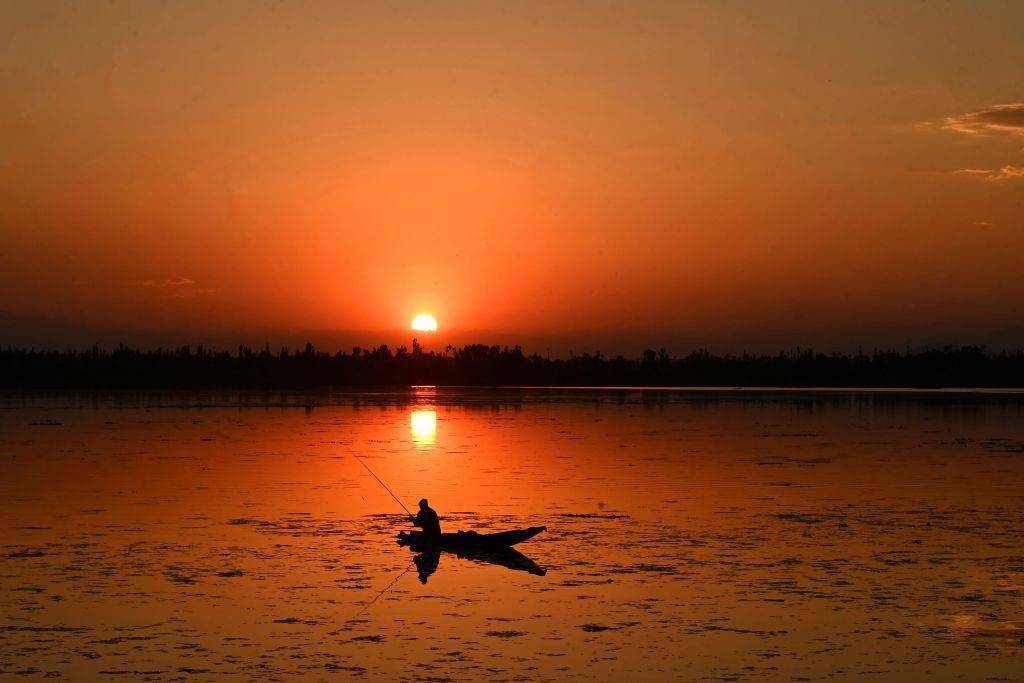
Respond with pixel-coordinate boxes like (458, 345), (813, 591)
(165, 572), (198, 585)
(771, 513), (832, 524)
(700, 624), (789, 637)
(557, 513), (630, 519)
(0, 625), (88, 633)
(273, 617), (317, 625)
(89, 635), (157, 645)
(3, 550), (46, 559)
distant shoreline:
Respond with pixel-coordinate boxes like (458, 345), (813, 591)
(496, 385), (1024, 393)
(3, 342), (1023, 391)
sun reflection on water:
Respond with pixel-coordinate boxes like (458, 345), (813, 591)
(410, 409), (437, 450)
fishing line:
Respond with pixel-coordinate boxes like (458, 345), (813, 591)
(354, 454), (414, 519)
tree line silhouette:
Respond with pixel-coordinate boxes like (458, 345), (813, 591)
(2, 341), (1022, 389)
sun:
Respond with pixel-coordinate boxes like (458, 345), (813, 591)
(410, 313), (438, 332)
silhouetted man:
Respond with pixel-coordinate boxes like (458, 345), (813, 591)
(412, 498), (441, 543)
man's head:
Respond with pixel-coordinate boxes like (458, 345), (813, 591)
(419, 498), (428, 509)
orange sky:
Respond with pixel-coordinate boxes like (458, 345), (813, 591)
(1, 1), (1023, 353)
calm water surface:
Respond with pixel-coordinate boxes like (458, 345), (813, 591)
(1, 389), (1023, 680)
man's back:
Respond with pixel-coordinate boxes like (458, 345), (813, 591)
(415, 504), (441, 540)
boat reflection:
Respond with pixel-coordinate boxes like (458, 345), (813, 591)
(410, 409), (436, 450)
(405, 545), (547, 583)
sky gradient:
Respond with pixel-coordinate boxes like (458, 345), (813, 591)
(2, 1), (1022, 353)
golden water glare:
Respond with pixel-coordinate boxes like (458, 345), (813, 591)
(410, 409), (437, 449)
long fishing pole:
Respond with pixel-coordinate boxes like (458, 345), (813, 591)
(354, 455), (414, 520)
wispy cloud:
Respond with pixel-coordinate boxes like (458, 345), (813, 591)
(956, 165), (1024, 181)
(133, 277), (196, 288)
(944, 103), (1024, 136)
(940, 105), (1024, 182)
(995, 164), (1024, 178)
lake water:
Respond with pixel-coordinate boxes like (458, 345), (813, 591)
(2, 389), (1023, 680)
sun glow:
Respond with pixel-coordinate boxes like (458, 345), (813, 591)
(411, 313), (438, 332)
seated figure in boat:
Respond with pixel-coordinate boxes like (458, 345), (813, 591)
(412, 498), (441, 542)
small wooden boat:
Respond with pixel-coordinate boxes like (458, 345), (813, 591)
(397, 526), (546, 550)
